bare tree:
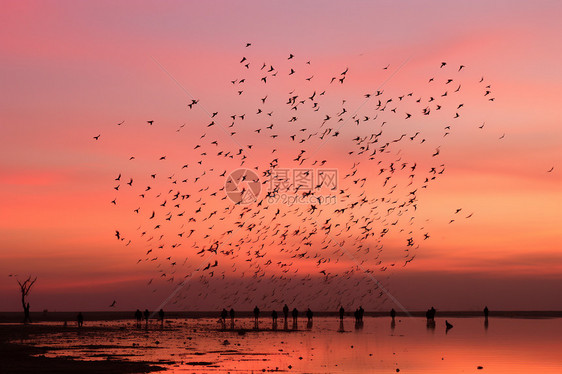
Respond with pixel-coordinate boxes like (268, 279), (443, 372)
(17, 276), (37, 324)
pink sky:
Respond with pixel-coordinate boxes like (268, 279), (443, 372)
(1, 1), (561, 312)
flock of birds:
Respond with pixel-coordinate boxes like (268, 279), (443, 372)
(94, 43), (498, 311)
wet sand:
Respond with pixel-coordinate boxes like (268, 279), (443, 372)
(0, 324), (166, 374)
(2, 315), (561, 373)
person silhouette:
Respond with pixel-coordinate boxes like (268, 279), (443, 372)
(143, 309), (150, 328)
(229, 308), (235, 329)
(354, 309), (363, 329)
(220, 308), (228, 330)
(339, 306), (345, 321)
(158, 309), (165, 328)
(253, 306), (260, 329)
(292, 308), (298, 330)
(272, 310), (278, 330)
(135, 309), (142, 328)
(426, 308), (436, 330)
(306, 308), (313, 329)
(390, 308), (396, 320)
(483, 306), (489, 318)
(77, 312), (84, 327)
(358, 306), (364, 322)
(283, 304), (289, 330)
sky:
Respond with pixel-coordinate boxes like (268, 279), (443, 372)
(1, 0), (561, 312)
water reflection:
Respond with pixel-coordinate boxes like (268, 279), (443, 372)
(17, 316), (562, 373)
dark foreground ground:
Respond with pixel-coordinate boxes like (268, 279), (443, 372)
(0, 324), (166, 374)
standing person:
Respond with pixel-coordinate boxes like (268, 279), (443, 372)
(158, 309), (165, 328)
(358, 306), (364, 322)
(135, 309), (142, 328)
(229, 308), (235, 329)
(77, 312), (84, 327)
(390, 308), (396, 320)
(306, 308), (313, 323)
(143, 309), (150, 328)
(292, 308), (298, 330)
(306, 308), (313, 329)
(253, 306), (260, 330)
(483, 306), (489, 318)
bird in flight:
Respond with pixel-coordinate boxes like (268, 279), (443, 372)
(101, 45), (497, 311)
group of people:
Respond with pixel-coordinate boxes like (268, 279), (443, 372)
(135, 308), (165, 328)
(220, 304), (315, 330)
(73, 308), (166, 328)
(72, 305), (491, 330)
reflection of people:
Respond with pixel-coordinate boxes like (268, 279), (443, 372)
(229, 308), (235, 329)
(220, 309), (228, 329)
(77, 312), (84, 327)
(426, 319), (435, 330)
(272, 310), (278, 330)
(338, 319), (345, 333)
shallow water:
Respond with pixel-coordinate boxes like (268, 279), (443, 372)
(18, 316), (562, 373)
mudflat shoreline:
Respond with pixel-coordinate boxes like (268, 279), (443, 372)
(0, 324), (166, 374)
(1, 310), (561, 324)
